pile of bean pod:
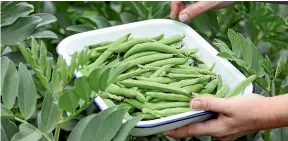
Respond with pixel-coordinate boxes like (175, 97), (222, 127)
(79, 33), (255, 120)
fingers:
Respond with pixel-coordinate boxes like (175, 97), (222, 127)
(170, 1), (184, 19)
(164, 119), (223, 138)
(178, 1), (219, 22)
(190, 96), (230, 114)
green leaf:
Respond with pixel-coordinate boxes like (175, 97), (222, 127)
(120, 12), (138, 24)
(18, 63), (37, 120)
(1, 16), (41, 45)
(88, 68), (101, 92)
(41, 94), (58, 133)
(85, 16), (111, 29)
(1, 57), (9, 88)
(275, 56), (287, 79)
(32, 13), (57, 27)
(262, 55), (272, 74)
(59, 89), (80, 112)
(280, 86), (288, 95)
(1, 118), (19, 141)
(213, 39), (234, 54)
(1, 2), (34, 27)
(1, 57), (19, 109)
(2, 51), (28, 67)
(238, 34), (252, 67)
(67, 106), (117, 141)
(74, 77), (92, 101)
(1, 104), (14, 118)
(31, 37), (39, 58)
(66, 25), (95, 33)
(247, 39), (264, 76)
(80, 108), (127, 141)
(30, 30), (58, 39)
(270, 127), (288, 141)
(124, 2), (147, 18)
(282, 76), (288, 88)
(11, 123), (42, 141)
(256, 77), (269, 90)
(228, 29), (241, 58)
(217, 52), (235, 60)
(151, 2), (170, 18)
(113, 116), (142, 141)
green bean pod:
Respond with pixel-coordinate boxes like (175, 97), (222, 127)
(167, 73), (212, 79)
(148, 58), (188, 67)
(192, 93), (215, 98)
(158, 34), (185, 45)
(189, 54), (203, 63)
(150, 64), (173, 78)
(149, 99), (163, 103)
(225, 75), (257, 98)
(123, 51), (159, 62)
(168, 68), (200, 74)
(91, 45), (109, 52)
(131, 88), (147, 103)
(149, 101), (189, 110)
(124, 42), (180, 58)
(133, 76), (175, 84)
(116, 68), (148, 81)
(89, 51), (102, 59)
(114, 38), (154, 53)
(215, 84), (229, 98)
(169, 78), (200, 87)
(123, 53), (174, 70)
(178, 48), (198, 54)
(152, 34), (164, 41)
(198, 64), (209, 70)
(90, 33), (131, 67)
(88, 40), (113, 49)
(118, 102), (135, 113)
(142, 107), (191, 117)
(146, 92), (191, 102)
(133, 112), (157, 120)
(121, 79), (189, 95)
(199, 78), (218, 94)
(209, 62), (216, 71)
(107, 84), (136, 98)
(183, 84), (204, 93)
(99, 91), (124, 101)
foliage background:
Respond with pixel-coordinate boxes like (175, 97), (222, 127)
(1, 1), (288, 141)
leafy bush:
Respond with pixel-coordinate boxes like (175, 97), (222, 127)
(1, 1), (287, 141)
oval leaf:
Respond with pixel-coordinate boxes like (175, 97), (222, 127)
(11, 123), (42, 141)
(80, 108), (127, 141)
(1, 16), (41, 45)
(74, 77), (92, 101)
(67, 106), (117, 141)
(41, 94), (58, 133)
(1, 57), (19, 109)
(32, 13), (57, 27)
(1, 118), (19, 141)
(58, 89), (80, 113)
(18, 63), (37, 120)
(1, 104), (14, 118)
(30, 30), (58, 39)
(66, 25), (95, 33)
(112, 116), (142, 141)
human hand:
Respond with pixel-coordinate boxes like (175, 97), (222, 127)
(170, 1), (235, 22)
(164, 94), (277, 141)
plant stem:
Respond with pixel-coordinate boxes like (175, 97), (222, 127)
(14, 117), (52, 141)
(264, 129), (270, 141)
(53, 123), (62, 141)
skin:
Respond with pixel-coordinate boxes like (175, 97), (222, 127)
(164, 94), (288, 141)
(170, 1), (235, 22)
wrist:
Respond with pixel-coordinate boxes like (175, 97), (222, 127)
(263, 95), (288, 128)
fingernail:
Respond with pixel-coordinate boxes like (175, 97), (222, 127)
(179, 14), (189, 22)
(192, 100), (202, 109)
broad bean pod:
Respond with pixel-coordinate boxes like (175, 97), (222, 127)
(133, 76), (175, 84)
(225, 75), (257, 98)
(183, 84), (205, 93)
(147, 58), (188, 67)
(146, 92), (191, 102)
(158, 34), (185, 45)
(199, 78), (218, 94)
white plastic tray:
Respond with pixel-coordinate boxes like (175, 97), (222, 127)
(57, 19), (253, 136)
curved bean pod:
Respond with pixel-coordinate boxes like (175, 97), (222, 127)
(150, 64), (173, 78)
(116, 68), (148, 81)
(91, 45), (109, 52)
(107, 84), (136, 98)
(142, 107), (191, 117)
(158, 34), (185, 45)
(88, 40), (113, 49)
(146, 92), (191, 102)
(183, 84), (204, 93)
(124, 42), (180, 58)
(167, 73), (212, 79)
(199, 78), (218, 94)
(225, 75), (257, 98)
(99, 91), (124, 101)
(131, 88), (147, 103)
(152, 34), (164, 41)
(114, 38), (154, 53)
(168, 68), (200, 74)
(90, 33), (130, 67)
(120, 79), (189, 95)
(215, 84), (229, 98)
(123, 51), (159, 62)
(148, 58), (188, 67)
(133, 76), (175, 84)
(169, 78), (200, 87)
(178, 48), (198, 54)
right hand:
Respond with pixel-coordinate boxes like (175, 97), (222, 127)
(170, 1), (235, 22)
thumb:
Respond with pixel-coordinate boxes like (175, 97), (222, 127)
(190, 96), (230, 114)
